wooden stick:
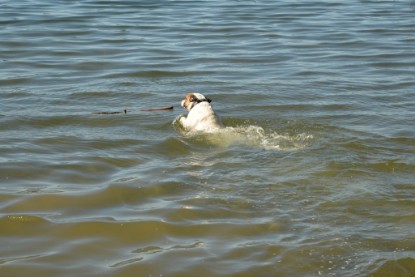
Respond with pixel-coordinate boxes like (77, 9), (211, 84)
(93, 106), (174, 114)
(93, 109), (128, 115)
(141, 106), (174, 111)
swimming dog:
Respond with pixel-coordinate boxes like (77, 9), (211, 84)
(179, 92), (222, 132)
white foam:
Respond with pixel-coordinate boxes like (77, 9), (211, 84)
(220, 125), (313, 151)
(173, 117), (313, 151)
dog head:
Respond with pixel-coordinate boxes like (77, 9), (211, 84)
(181, 92), (212, 111)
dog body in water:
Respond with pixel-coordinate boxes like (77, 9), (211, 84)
(179, 92), (222, 132)
(177, 92), (313, 150)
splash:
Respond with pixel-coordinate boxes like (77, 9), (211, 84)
(241, 125), (313, 150)
(173, 117), (313, 151)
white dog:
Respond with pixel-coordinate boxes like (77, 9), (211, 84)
(179, 92), (222, 132)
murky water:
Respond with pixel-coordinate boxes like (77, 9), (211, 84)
(1, 1), (415, 276)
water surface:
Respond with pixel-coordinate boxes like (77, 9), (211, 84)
(1, 0), (415, 276)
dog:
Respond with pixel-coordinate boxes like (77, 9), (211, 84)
(179, 92), (222, 132)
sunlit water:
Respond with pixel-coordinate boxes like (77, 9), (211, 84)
(1, 0), (415, 276)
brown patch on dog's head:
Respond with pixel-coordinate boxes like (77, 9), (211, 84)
(181, 92), (211, 111)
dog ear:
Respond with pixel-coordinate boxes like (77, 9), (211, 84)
(190, 95), (198, 102)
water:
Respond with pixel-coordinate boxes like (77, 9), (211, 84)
(1, 0), (415, 276)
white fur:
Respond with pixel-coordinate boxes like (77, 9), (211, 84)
(179, 93), (222, 132)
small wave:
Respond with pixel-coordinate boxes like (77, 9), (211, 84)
(173, 118), (313, 151)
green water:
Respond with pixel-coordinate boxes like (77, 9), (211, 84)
(1, 1), (414, 276)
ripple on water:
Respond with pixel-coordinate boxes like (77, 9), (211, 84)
(1, 0), (415, 276)
(369, 258), (415, 277)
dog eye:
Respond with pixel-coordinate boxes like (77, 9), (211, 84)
(207, 98), (212, 103)
(190, 95), (198, 102)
